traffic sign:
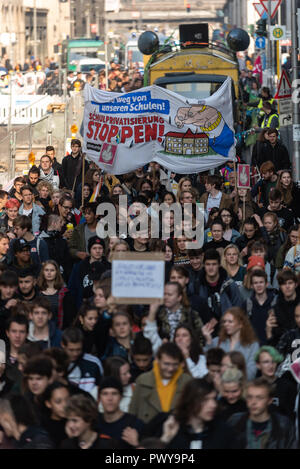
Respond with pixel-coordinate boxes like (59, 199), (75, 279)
(255, 36), (266, 49)
(274, 69), (292, 99)
(253, 2), (265, 17)
(270, 25), (286, 41)
(279, 113), (292, 127)
(260, 0), (282, 18)
(279, 99), (292, 114)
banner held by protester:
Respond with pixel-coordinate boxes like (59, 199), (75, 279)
(83, 78), (236, 174)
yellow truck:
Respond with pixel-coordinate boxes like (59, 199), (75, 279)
(139, 24), (250, 125)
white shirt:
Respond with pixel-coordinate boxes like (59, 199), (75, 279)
(205, 190), (222, 222)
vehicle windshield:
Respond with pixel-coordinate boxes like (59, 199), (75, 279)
(164, 81), (223, 99)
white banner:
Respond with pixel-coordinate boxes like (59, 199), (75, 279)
(83, 79), (236, 175)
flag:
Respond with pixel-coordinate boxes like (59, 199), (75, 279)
(253, 55), (263, 84)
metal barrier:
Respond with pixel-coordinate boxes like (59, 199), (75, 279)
(0, 90), (83, 179)
(0, 94), (55, 125)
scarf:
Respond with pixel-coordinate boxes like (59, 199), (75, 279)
(58, 286), (68, 329)
(40, 167), (54, 182)
(153, 360), (183, 413)
(89, 176), (103, 202)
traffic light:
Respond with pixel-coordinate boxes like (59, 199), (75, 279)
(186, 3), (191, 12)
(256, 19), (267, 37)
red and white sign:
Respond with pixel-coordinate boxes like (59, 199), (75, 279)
(253, 2), (265, 17)
(252, 55), (263, 84)
(237, 164), (251, 189)
(259, 0), (282, 19)
(99, 143), (117, 166)
(274, 69), (292, 99)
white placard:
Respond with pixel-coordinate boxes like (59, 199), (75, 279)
(112, 259), (165, 301)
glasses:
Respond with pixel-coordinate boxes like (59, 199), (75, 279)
(62, 205), (72, 210)
(222, 214), (232, 218)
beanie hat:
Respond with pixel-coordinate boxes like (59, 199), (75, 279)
(247, 255), (265, 271)
(99, 377), (123, 395)
(88, 236), (105, 253)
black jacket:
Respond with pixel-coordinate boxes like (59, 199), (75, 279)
(268, 289), (300, 346)
(142, 412), (241, 449)
(61, 152), (89, 191)
(14, 426), (54, 449)
(227, 411), (297, 449)
(253, 140), (291, 172)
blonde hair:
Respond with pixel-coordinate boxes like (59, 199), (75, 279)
(221, 244), (243, 270)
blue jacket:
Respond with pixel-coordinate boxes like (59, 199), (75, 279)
(27, 320), (62, 350)
(19, 203), (45, 234)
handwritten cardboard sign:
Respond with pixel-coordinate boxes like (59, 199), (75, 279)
(111, 252), (165, 304)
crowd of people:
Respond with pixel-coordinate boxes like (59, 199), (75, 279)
(0, 55), (144, 97)
(0, 133), (298, 450)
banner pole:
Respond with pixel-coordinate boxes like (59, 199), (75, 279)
(81, 153), (85, 208)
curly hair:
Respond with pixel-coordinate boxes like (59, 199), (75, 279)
(37, 180), (53, 197)
(218, 307), (257, 346)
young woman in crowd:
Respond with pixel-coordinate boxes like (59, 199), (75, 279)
(221, 244), (246, 285)
(218, 368), (247, 421)
(202, 306), (259, 380)
(0, 198), (20, 238)
(73, 302), (99, 355)
(36, 181), (53, 213)
(276, 169), (300, 218)
(173, 325), (208, 378)
(41, 381), (70, 448)
(37, 260), (76, 329)
(275, 225), (299, 270)
(101, 312), (133, 361)
(101, 356), (134, 412)
(235, 217), (263, 263)
(218, 208), (240, 243)
(220, 351), (247, 382)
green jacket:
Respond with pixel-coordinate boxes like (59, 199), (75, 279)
(129, 369), (191, 423)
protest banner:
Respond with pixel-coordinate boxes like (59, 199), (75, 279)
(111, 252), (165, 304)
(83, 78), (236, 174)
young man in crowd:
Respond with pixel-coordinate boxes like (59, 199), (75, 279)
(196, 249), (243, 321)
(0, 190), (8, 219)
(8, 239), (39, 276)
(12, 215), (49, 264)
(129, 342), (191, 423)
(258, 188), (294, 231)
(25, 166), (40, 197)
(19, 186), (45, 234)
(17, 268), (39, 303)
(61, 327), (102, 400)
(39, 154), (60, 190)
(251, 161), (278, 207)
(266, 270), (300, 346)
(228, 378), (296, 448)
(5, 314), (29, 384)
(61, 139), (87, 191)
(0, 233), (9, 264)
(200, 175), (231, 222)
(244, 270), (277, 345)
(0, 271), (18, 340)
(45, 145), (63, 179)
(68, 202), (98, 261)
(98, 377), (144, 448)
(9, 177), (25, 203)
(27, 297), (62, 350)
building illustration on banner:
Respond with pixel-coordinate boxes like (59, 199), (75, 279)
(165, 129), (209, 155)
